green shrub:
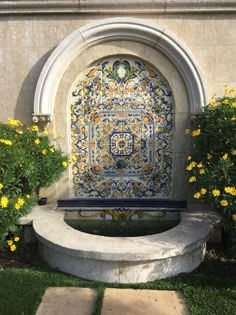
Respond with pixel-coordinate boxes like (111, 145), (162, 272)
(186, 86), (236, 255)
(0, 118), (69, 250)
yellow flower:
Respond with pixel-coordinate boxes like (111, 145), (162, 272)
(232, 102), (236, 108)
(194, 192), (201, 199)
(31, 125), (39, 132)
(63, 161), (68, 167)
(224, 187), (232, 194)
(10, 244), (16, 252)
(231, 117), (236, 121)
(231, 189), (236, 196)
(7, 240), (13, 246)
(209, 100), (217, 107)
(231, 150), (236, 156)
(185, 128), (190, 135)
(8, 118), (22, 126)
(192, 129), (201, 137)
(197, 162), (203, 168)
(212, 189), (220, 197)
(43, 129), (48, 135)
(199, 169), (205, 175)
(0, 196), (9, 208)
(17, 198), (24, 207)
(220, 199), (228, 207)
(189, 176), (196, 183)
(50, 148), (54, 153)
(0, 139), (13, 145)
(16, 130), (23, 134)
(25, 194), (30, 199)
(224, 187), (236, 196)
(232, 214), (236, 221)
(222, 99), (229, 105)
(222, 153), (228, 160)
(35, 139), (40, 145)
(42, 149), (47, 155)
(0, 183), (3, 190)
(14, 236), (20, 242)
(207, 153), (212, 160)
(15, 203), (20, 210)
(5, 140), (12, 145)
(14, 197), (24, 210)
(200, 188), (207, 195)
(186, 165), (192, 171)
(186, 161), (197, 171)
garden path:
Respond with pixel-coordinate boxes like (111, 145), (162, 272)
(35, 287), (190, 315)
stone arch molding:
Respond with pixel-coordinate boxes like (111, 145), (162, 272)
(33, 17), (207, 122)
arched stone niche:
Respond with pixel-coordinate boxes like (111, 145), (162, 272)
(34, 18), (207, 201)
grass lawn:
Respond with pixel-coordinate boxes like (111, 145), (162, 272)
(0, 264), (235, 315)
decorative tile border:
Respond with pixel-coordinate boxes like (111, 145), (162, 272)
(1, 1), (236, 15)
(64, 209), (167, 221)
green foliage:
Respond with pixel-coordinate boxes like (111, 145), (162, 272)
(186, 87), (236, 255)
(0, 118), (69, 250)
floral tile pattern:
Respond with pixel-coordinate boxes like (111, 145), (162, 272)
(65, 209), (166, 220)
(70, 57), (174, 198)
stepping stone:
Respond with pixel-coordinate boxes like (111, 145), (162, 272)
(35, 287), (97, 315)
(101, 289), (190, 315)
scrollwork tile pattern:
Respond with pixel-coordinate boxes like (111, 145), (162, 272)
(70, 58), (174, 197)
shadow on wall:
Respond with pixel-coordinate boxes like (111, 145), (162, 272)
(14, 49), (54, 125)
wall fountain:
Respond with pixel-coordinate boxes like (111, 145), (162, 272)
(22, 18), (214, 283)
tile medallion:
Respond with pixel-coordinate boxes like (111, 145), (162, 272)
(70, 58), (174, 198)
(110, 132), (134, 157)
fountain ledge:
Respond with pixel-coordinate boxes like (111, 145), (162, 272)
(20, 205), (215, 283)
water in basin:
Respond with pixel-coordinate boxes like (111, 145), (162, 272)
(64, 209), (181, 237)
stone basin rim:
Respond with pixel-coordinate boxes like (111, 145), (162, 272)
(25, 205), (214, 262)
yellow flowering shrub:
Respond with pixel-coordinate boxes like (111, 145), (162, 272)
(0, 118), (69, 249)
(186, 87), (236, 255)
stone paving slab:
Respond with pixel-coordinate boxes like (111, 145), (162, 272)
(101, 289), (190, 315)
(35, 287), (97, 315)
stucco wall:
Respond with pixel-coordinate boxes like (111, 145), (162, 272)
(0, 13), (236, 124)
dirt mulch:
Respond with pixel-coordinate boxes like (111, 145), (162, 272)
(0, 243), (43, 269)
(195, 244), (236, 278)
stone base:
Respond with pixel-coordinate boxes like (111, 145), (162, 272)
(39, 241), (206, 283)
(22, 206), (214, 283)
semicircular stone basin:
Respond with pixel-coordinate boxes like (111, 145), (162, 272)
(26, 205), (213, 284)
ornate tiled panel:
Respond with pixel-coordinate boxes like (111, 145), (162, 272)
(70, 57), (174, 198)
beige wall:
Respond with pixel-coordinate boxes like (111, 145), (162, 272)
(0, 14), (236, 125)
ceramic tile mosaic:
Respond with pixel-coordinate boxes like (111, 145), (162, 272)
(70, 58), (174, 198)
(65, 209), (166, 220)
